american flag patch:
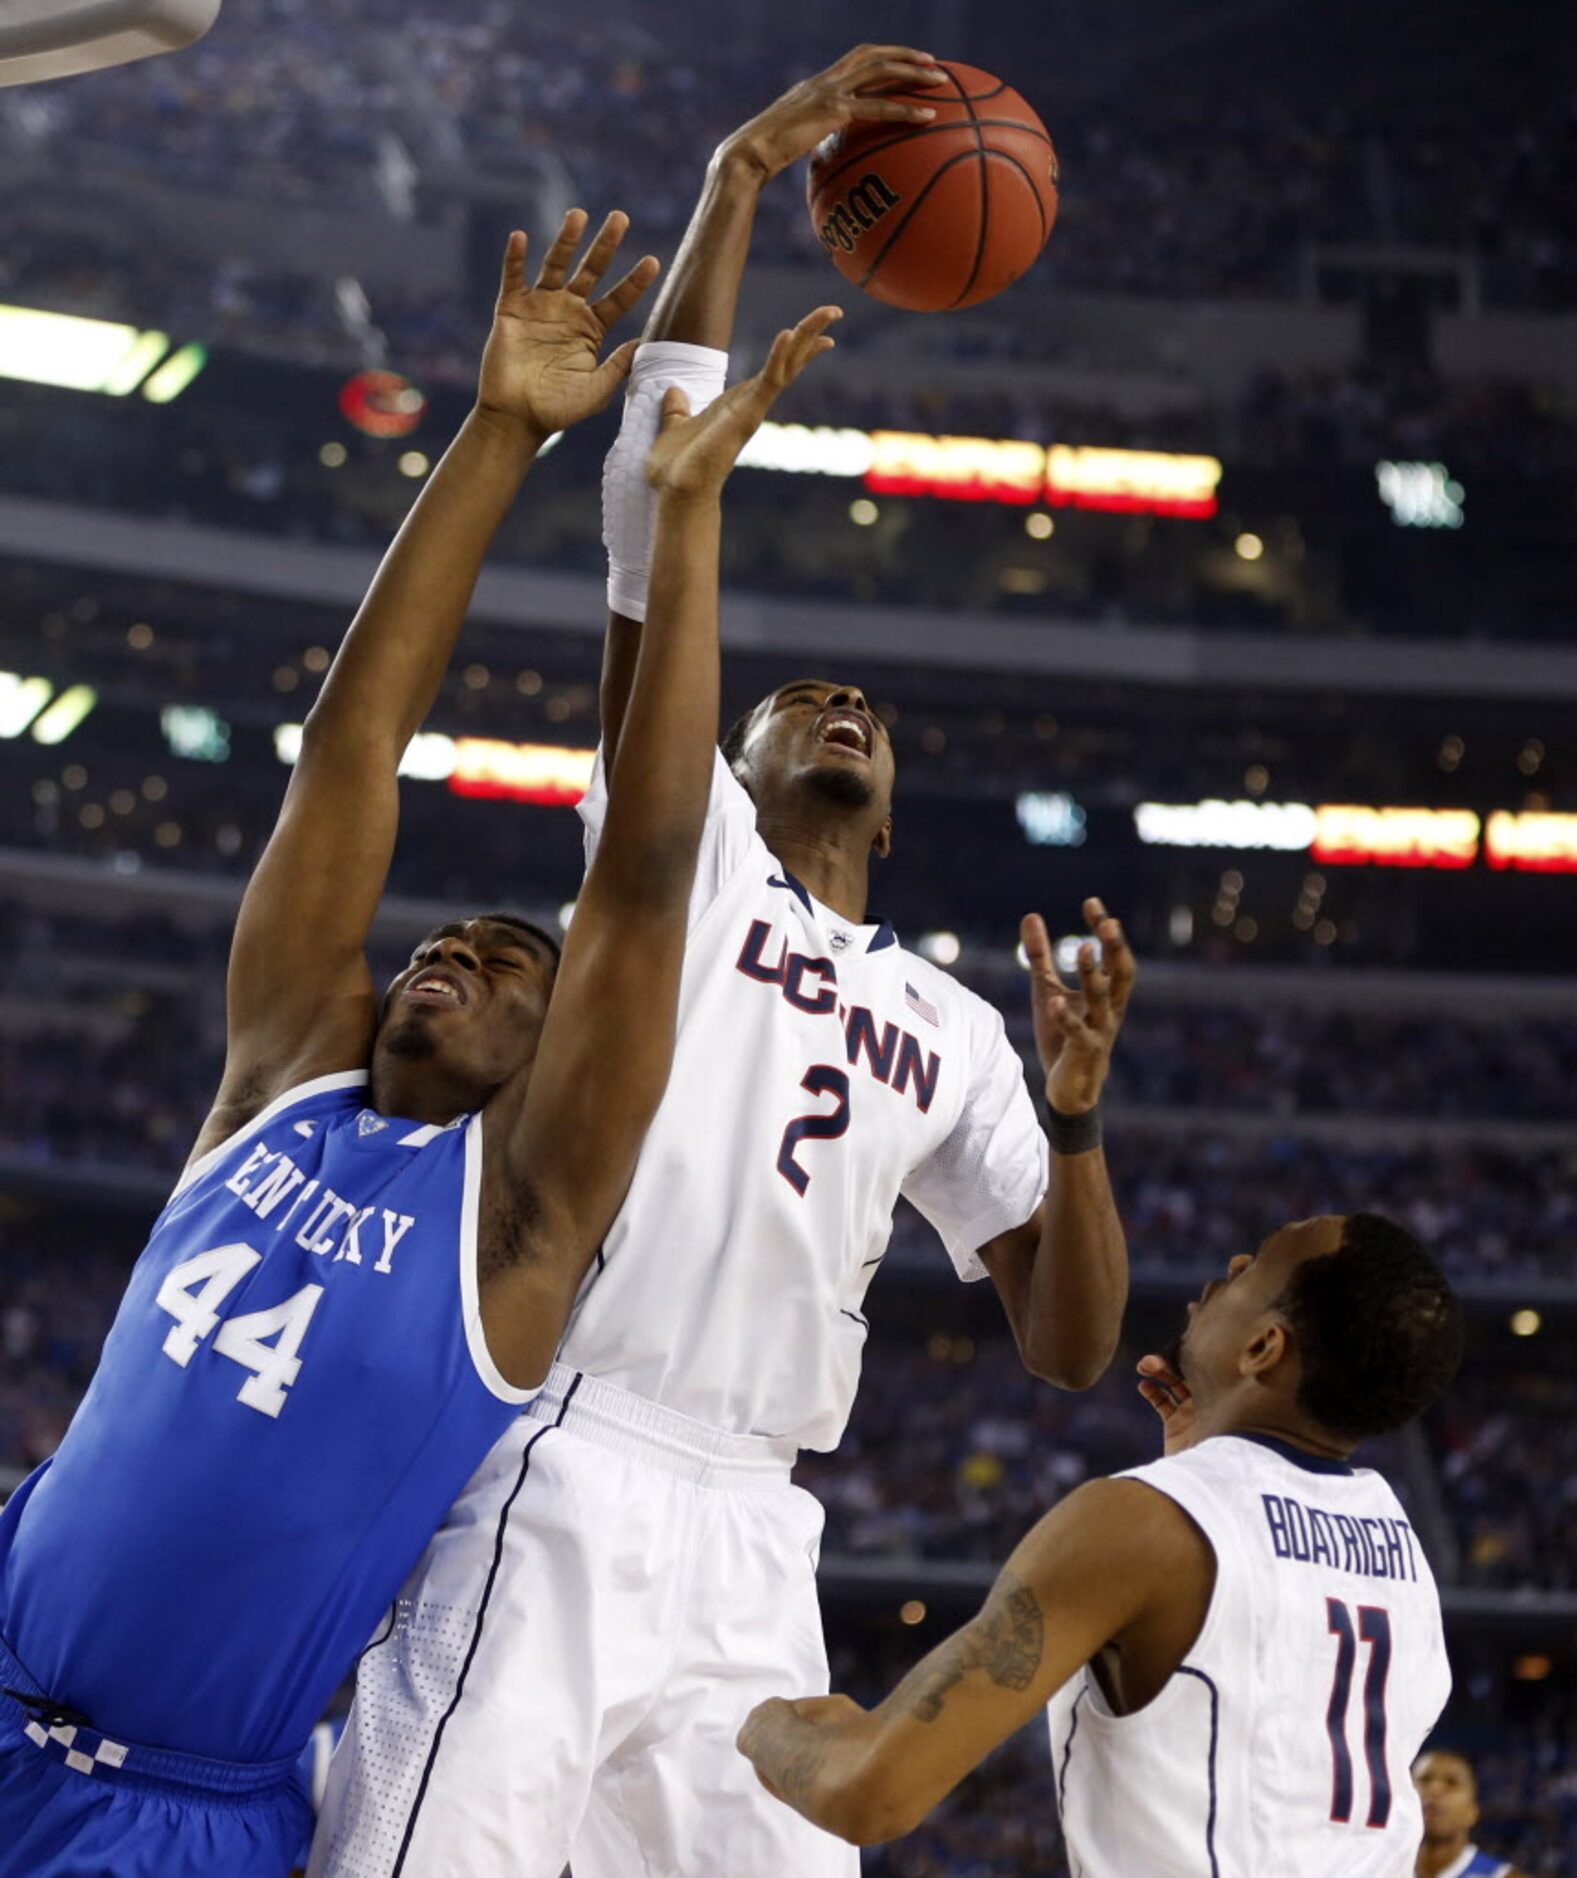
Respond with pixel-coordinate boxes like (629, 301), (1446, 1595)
(905, 982), (940, 1027)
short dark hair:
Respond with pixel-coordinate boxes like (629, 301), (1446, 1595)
(720, 708), (755, 773)
(474, 912), (562, 969)
(1277, 1213), (1463, 1441)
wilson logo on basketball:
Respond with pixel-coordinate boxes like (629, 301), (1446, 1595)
(818, 173), (902, 255)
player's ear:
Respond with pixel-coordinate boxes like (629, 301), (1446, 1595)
(872, 814), (893, 860)
(1239, 1316), (1289, 1381)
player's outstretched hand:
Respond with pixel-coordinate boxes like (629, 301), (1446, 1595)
(476, 209), (660, 440)
(646, 307), (842, 499)
(1136, 1354), (1200, 1456)
(722, 44), (947, 183)
(1021, 897), (1136, 1116)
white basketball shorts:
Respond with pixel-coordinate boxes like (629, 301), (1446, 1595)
(307, 1364), (858, 1878)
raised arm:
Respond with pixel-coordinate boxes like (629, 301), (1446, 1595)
(598, 45), (943, 762)
(479, 310), (842, 1387)
(977, 899), (1137, 1389)
(737, 1477), (1214, 1846)
(191, 213), (657, 1164)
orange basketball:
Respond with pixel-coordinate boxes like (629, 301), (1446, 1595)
(807, 60), (1059, 312)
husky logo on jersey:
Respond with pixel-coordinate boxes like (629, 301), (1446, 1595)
(829, 930), (852, 953)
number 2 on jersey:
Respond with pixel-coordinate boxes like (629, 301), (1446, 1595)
(777, 1067), (851, 1196)
(155, 1242), (323, 1418)
(1324, 1598), (1393, 1828)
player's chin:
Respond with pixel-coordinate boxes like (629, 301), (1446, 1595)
(804, 753), (878, 809)
(375, 1007), (442, 1061)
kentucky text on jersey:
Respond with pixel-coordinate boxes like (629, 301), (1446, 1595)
(225, 1136), (417, 1270)
(735, 920), (941, 1113)
(1261, 1491), (1420, 1582)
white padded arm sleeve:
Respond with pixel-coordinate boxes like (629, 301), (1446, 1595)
(602, 340), (729, 622)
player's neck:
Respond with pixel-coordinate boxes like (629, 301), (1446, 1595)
(1199, 1400), (1355, 1463)
(370, 1061), (491, 1127)
(758, 822), (871, 925)
(1416, 1835), (1471, 1877)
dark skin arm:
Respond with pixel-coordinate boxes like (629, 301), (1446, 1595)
(187, 211), (657, 1170)
(977, 899), (1136, 1389)
(738, 1477), (1215, 1845)
(600, 44), (943, 764)
(478, 309), (843, 1388)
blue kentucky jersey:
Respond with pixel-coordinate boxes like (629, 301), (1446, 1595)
(0, 1072), (532, 1766)
(1462, 1853), (1513, 1878)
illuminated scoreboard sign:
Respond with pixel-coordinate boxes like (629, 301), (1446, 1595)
(736, 423), (1223, 518)
(277, 726), (594, 806)
(1136, 799), (1574, 872)
(1310, 806), (1481, 871)
(1484, 811), (1577, 874)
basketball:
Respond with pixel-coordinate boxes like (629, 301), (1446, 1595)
(807, 60), (1058, 312)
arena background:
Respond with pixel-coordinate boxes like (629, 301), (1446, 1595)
(1, 0), (1573, 1870)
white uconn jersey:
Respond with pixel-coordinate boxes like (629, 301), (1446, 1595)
(566, 752), (1047, 1450)
(1048, 1434), (1451, 1878)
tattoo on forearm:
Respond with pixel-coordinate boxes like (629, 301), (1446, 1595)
(897, 1570), (1045, 1723)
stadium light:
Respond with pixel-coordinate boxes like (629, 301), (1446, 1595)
(29, 684), (97, 745)
(141, 343), (209, 404)
(1376, 461), (1464, 530)
(0, 304), (206, 400)
(1016, 790), (1087, 847)
(0, 672), (54, 739)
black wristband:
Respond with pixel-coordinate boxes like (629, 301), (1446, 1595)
(1045, 1103), (1102, 1155)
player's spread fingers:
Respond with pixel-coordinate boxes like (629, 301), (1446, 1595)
(591, 255), (661, 330)
(534, 208), (589, 291)
(1077, 941), (1111, 1014)
(786, 305), (843, 370)
(496, 230), (528, 303)
(566, 210), (631, 299)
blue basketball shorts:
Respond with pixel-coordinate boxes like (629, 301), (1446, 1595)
(0, 1712), (311, 1878)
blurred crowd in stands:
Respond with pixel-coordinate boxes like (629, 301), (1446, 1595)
(4, 1), (1573, 310)
(3, 903), (1573, 1280)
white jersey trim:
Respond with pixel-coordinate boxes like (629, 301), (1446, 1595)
(171, 1069), (370, 1201)
(459, 1111), (541, 1405)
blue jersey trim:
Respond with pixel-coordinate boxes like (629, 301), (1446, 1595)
(172, 1070), (369, 1201)
(1176, 1666), (1221, 1878)
(1233, 1433), (1356, 1477)
(389, 1372), (584, 1877)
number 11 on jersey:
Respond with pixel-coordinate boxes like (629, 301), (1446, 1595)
(1324, 1598), (1393, 1828)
